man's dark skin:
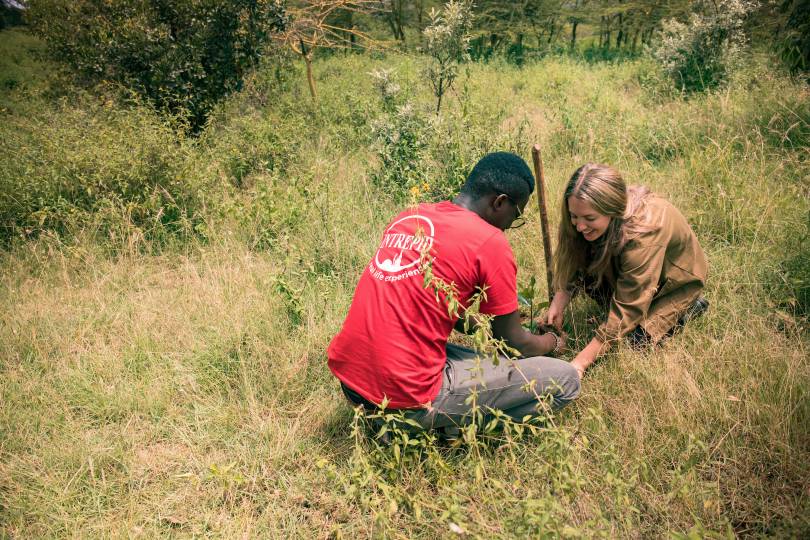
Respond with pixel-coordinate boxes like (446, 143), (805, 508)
(451, 191), (560, 357)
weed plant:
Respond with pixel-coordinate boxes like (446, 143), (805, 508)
(1, 28), (808, 537)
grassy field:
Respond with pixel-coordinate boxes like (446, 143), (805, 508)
(1, 27), (809, 537)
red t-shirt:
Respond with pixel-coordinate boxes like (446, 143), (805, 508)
(327, 201), (519, 408)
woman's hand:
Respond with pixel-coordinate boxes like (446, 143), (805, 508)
(544, 305), (564, 332)
(543, 290), (571, 332)
(571, 356), (588, 380)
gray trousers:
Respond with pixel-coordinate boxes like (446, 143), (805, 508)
(402, 343), (581, 431)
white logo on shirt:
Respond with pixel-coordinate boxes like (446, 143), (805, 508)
(369, 214), (434, 282)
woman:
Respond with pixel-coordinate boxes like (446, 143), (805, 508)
(544, 163), (708, 378)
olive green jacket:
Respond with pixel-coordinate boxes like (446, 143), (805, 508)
(594, 196), (708, 344)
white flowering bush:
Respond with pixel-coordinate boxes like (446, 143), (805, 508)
(652, 0), (758, 93)
(369, 69), (431, 200)
(369, 68), (403, 113)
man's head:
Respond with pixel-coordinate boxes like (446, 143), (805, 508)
(458, 152), (535, 231)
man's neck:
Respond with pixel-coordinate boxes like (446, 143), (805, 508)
(453, 193), (506, 231)
(452, 193), (480, 214)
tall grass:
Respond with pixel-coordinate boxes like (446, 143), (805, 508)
(1, 29), (808, 537)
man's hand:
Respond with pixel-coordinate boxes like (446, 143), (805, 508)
(531, 322), (569, 356)
(554, 329), (570, 355)
(453, 316), (476, 335)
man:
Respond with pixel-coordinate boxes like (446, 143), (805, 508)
(328, 152), (580, 432)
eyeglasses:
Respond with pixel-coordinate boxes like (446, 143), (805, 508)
(503, 194), (527, 229)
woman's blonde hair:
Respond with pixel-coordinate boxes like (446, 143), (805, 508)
(553, 163), (658, 292)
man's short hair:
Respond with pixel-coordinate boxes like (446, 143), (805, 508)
(460, 152), (535, 200)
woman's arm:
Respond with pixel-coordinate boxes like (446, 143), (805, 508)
(570, 337), (610, 378)
(575, 244), (666, 377)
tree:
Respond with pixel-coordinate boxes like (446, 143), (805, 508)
(423, 0), (473, 113)
(562, 0), (587, 49)
(277, 1), (379, 100)
(379, 0), (406, 41)
(28, 0), (287, 132)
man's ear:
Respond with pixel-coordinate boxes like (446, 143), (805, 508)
(492, 193), (510, 211)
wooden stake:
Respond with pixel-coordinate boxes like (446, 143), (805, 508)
(531, 144), (554, 303)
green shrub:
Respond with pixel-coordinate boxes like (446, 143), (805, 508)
(652, 0), (758, 93)
(369, 69), (431, 201)
(0, 98), (211, 245)
(202, 111), (300, 189)
(368, 63), (535, 203)
(778, 0), (810, 80)
(26, 0), (287, 131)
(427, 107), (532, 202)
(221, 174), (306, 251)
(0, 29), (51, 99)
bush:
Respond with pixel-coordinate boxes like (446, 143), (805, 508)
(0, 98), (212, 245)
(27, 0), (287, 131)
(778, 0), (810, 80)
(201, 110), (301, 189)
(652, 0), (758, 93)
(368, 68), (430, 201)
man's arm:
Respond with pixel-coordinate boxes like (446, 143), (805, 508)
(453, 317), (473, 334)
(491, 310), (559, 357)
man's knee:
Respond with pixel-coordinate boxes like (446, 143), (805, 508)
(555, 361), (581, 403)
(522, 356), (580, 403)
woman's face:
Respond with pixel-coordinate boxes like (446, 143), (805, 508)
(568, 196), (611, 242)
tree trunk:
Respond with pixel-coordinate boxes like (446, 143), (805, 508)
(383, 1), (405, 42)
(644, 26), (654, 46)
(305, 55), (317, 100)
(300, 40), (317, 101)
(394, 0), (405, 41)
(435, 77), (444, 114)
(571, 21), (578, 49)
(616, 13), (624, 48)
(599, 15), (605, 49)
